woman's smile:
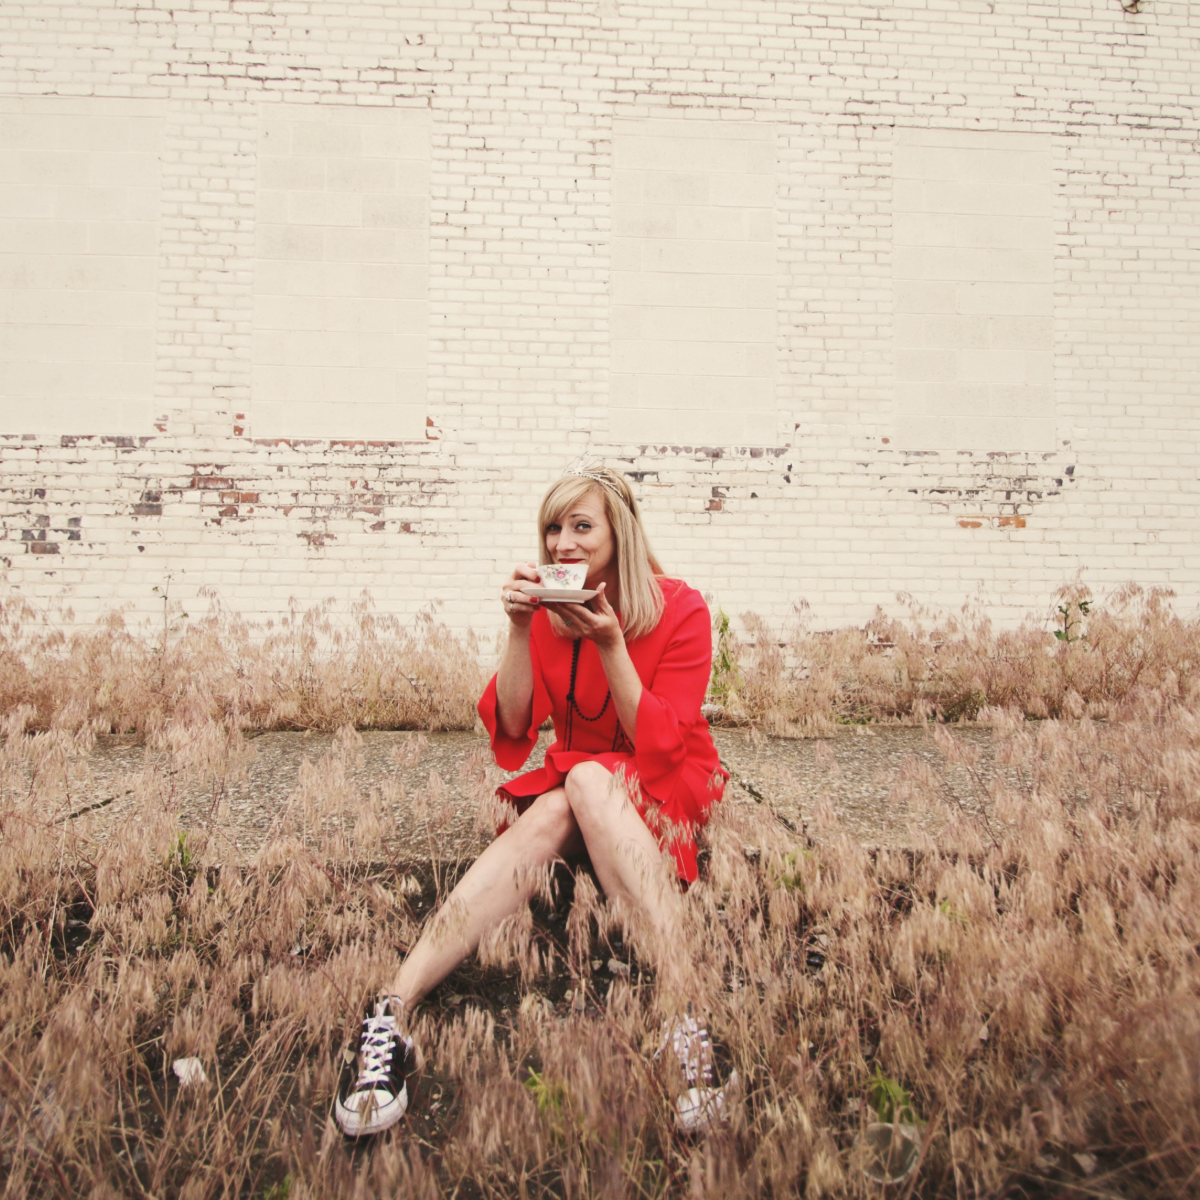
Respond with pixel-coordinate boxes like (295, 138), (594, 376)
(544, 489), (617, 595)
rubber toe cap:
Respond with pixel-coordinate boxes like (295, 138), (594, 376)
(335, 1086), (408, 1137)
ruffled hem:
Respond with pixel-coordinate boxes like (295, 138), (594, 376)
(496, 752), (724, 883)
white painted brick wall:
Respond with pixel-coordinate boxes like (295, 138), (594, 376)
(0, 1), (1196, 638)
(252, 105), (430, 441)
(611, 117), (776, 445)
(0, 98), (165, 435)
(893, 128), (1056, 452)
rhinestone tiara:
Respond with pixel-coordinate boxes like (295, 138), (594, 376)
(563, 459), (632, 506)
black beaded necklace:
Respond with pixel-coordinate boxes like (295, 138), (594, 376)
(563, 637), (624, 752)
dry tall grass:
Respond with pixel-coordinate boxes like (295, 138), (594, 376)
(0, 586), (1198, 1197)
(6, 583), (1194, 742)
(719, 584), (1200, 736)
(0, 592), (485, 736)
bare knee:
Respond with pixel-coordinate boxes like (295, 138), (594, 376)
(511, 788), (578, 858)
(564, 761), (622, 821)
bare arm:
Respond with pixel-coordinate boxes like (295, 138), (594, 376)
(496, 625), (535, 741)
(495, 564), (541, 741)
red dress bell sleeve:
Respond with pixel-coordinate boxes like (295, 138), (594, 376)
(477, 634), (553, 772)
(629, 585), (717, 808)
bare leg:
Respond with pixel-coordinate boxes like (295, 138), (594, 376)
(563, 761), (688, 1004)
(385, 788), (583, 1007)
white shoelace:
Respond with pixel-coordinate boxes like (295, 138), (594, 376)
(354, 1003), (400, 1090)
(657, 1015), (715, 1088)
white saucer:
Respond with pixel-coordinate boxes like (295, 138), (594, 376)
(525, 587), (599, 604)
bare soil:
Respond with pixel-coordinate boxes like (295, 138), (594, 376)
(73, 724), (999, 863)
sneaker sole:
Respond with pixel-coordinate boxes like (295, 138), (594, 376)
(335, 1084), (409, 1138)
(676, 1088), (723, 1134)
(675, 1071), (738, 1135)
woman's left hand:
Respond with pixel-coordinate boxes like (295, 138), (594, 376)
(547, 583), (623, 650)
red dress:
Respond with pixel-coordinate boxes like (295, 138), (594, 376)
(477, 577), (728, 882)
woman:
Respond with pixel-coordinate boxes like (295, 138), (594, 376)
(335, 465), (731, 1138)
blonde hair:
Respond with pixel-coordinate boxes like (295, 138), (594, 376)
(537, 467), (666, 641)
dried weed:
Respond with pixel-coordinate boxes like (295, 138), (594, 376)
(0, 588), (1196, 1197)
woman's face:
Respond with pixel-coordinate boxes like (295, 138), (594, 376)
(544, 489), (614, 585)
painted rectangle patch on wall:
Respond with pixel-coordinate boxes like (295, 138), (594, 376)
(610, 119), (776, 446)
(0, 97), (164, 436)
(893, 128), (1055, 452)
(251, 105), (430, 441)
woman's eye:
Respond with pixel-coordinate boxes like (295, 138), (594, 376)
(546, 524), (561, 533)
(575, 523), (591, 531)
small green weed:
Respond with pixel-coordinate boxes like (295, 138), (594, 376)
(1054, 599), (1091, 644)
(709, 608), (742, 706)
(771, 849), (809, 893)
(168, 831), (193, 874)
(524, 1066), (567, 1119)
(937, 898), (968, 927)
(868, 1065), (920, 1126)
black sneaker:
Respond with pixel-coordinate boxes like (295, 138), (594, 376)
(335, 997), (414, 1137)
(655, 1013), (738, 1134)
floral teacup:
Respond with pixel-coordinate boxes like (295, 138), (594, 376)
(537, 562), (588, 589)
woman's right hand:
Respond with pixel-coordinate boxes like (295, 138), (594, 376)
(500, 563), (542, 628)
